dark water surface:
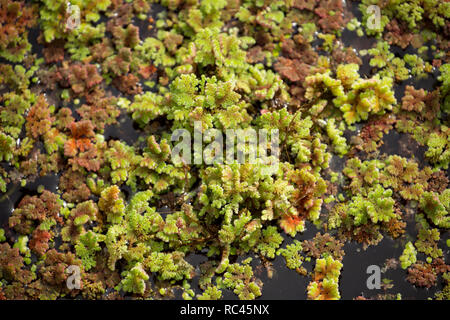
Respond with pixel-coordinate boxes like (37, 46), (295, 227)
(0, 0), (448, 300)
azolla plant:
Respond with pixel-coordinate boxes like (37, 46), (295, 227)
(0, 0), (448, 300)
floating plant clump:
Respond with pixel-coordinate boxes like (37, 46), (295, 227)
(0, 0), (448, 301)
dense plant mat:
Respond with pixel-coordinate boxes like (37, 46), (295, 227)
(0, 0), (449, 300)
